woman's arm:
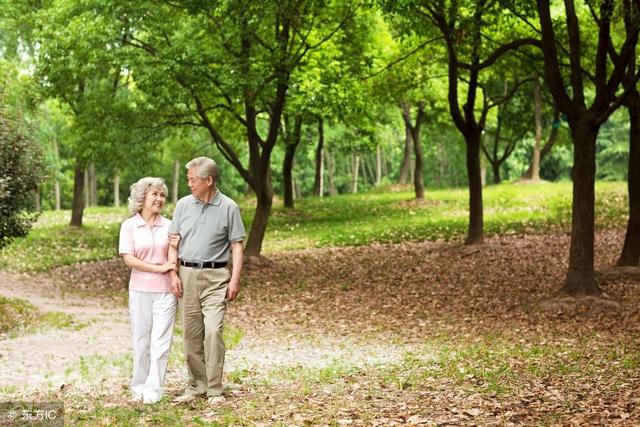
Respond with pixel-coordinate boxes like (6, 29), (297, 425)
(121, 254), (176, 273)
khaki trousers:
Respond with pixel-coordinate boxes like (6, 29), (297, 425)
(179, 265), (230, 397)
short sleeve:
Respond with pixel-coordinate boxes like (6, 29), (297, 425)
(228, 204), (245, 243)
(119, 220), (134, 255)
(168, 200), (182, 235)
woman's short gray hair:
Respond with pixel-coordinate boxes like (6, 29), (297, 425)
(185, 156), (219, 182)
(127, 177), (168, 215)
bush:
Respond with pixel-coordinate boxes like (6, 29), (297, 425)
(0, 108), (45, 250)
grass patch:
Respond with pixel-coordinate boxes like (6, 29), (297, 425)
(0, 295), (84, 336)
(0, 182), (628, 272)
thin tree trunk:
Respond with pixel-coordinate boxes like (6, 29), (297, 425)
(33, 190), (41, 211)
(401, 101), (425, 200)
(70, 162), (86, 227)
(521, 108), (560, 179)
(172, 158), (180, 205)
(83, 168), (89, 208)
(466, 131), (484, 244)
(376, 145), (382, 185)
(618, 90), (640, 266)
(283, 115), (302, 209)
(492, 162), (501, 184)
(89, 163), (97, 206)
(560, 123), (600, 296)
(351, 153), (359, 194)
(54, 180), (61, 210)
(283, 144), (297, 208)
(399, 117), (413, 185)
(313, 117), (324, 196)
(113, 173), (120, 208)
(326, 149), (337, 196)
(532, 74), (543, 180)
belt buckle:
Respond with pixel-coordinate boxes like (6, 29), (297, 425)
(197, 261), (204, 269)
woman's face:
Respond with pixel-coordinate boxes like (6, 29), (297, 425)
(142, 186), (166, 214)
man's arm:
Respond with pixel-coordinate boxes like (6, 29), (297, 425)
(168, 238), (182, 298)
(226, 241), (243, 301)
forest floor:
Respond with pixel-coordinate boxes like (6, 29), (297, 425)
(1, 229), (640, 425)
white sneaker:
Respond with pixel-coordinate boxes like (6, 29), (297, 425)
(142, 390), (162, 404)
(207, 395), (226, 405)
(131, 391), (143, 402)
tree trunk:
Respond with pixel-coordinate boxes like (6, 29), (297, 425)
(33, 190), (41, 211)
(560, 122), (601, 296)
(399, 120), (412, 185)
(89, 163), (97, 207)
(532, 74), (543, 180)
(83, 168), (89, 208)
(172, 158), (180, 205)
(70, 162), (86, 227)
(326, 149), (337, 196)
(313, 117), (324, 196)
(283, 142), (297, 208)
(465, 131), (484, 245)
(413, 126), (425, 200)
(54, 180), (61, 210)
(492, 162), (501, 184)
(376, 144), (382, 185)
(283, 114), (302, 209)
(351, 153), (359, 193)
(617, 90), (640, 266)
(113, 173), (120, 208)
(521, 108), (560, 179)
(244, 169), (273, 257)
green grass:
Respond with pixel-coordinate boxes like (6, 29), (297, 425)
(0, 295), (80, 336)
(0, 182), (628, 272)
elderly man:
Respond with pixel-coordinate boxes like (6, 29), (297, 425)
(168, 156), (245, 405)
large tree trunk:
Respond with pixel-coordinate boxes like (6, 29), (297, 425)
(531, 74), (543, 180)
(70, 162), (86, 227)
(465, 131), (484, 245)
(617, 90), (640, 266)
(244, 169), (273, 257)
(113, 173), (120, 208)
(560, 123), (601, 296)
(313, 117), (324, 196)
(172, 158), (180, 205)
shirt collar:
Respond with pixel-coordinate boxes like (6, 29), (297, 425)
(192, 190), (222, 206)
(133, 212), (164, 227)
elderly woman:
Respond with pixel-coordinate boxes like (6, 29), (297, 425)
(118, 177), (179, 404)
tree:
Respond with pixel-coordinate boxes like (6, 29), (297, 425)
(535, 0), (640, 295)
(387, 1), (539, 243)
(114, 1), (358, 258)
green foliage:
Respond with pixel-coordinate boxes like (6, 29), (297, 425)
(0, 108), (45, 250)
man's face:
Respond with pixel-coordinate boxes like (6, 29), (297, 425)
(187, 167), (213, 200)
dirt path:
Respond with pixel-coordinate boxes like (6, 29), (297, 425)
(0, 271), (413, 400)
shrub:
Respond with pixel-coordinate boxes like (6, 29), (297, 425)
(0, 108), (45, 250)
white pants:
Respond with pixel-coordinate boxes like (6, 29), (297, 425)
(129, 290), (177, 397)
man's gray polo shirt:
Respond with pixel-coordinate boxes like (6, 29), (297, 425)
(168, 191), (245, 263)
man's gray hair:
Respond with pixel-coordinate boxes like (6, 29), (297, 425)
(186, 156), (219, 182)
(127, 177), (168, 215)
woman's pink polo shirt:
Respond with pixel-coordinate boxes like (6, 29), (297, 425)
(118, 213), (172, 293)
